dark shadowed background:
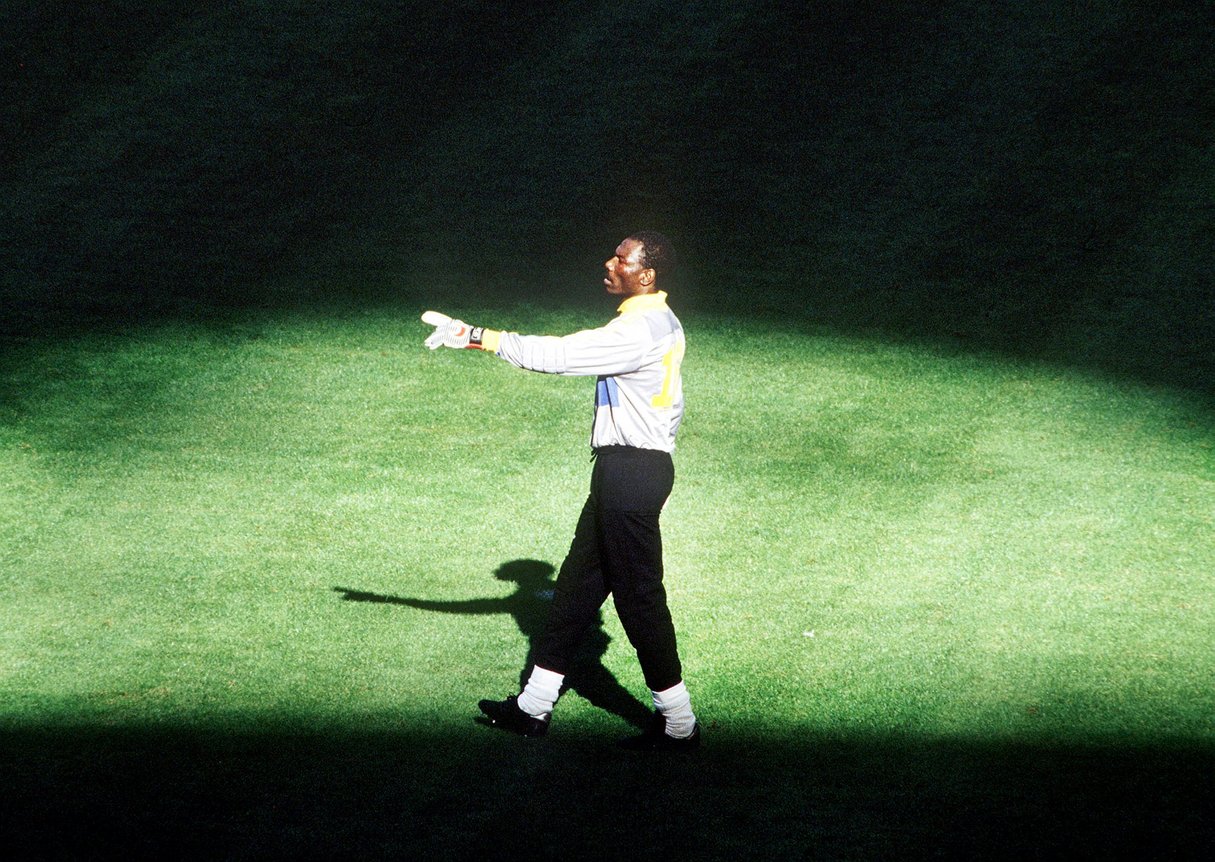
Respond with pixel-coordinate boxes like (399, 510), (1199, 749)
(2, 0), (1211, 394)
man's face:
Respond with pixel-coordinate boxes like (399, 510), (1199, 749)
(603, 238), (655, 297)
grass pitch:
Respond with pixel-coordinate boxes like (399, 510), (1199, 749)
(2, 304), (1212, 859)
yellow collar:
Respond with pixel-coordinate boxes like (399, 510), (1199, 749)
(617, 290), (668, 314)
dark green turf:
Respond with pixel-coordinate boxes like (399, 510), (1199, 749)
(4, 723), (1211, 860)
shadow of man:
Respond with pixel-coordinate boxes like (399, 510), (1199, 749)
(335, 559), (652, 728)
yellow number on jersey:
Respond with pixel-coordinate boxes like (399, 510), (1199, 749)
(651, 340), (685, 408)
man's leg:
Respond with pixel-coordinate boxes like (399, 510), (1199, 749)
(596, 449), (698, 744)
(530, 496), (611, 677)
(602, 507), (683, 691)
(481, 496), (610, 734)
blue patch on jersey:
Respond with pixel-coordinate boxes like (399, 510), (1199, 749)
(596, 377), (620, 408)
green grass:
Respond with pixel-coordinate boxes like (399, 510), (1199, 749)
(2, 305), (1213, 858)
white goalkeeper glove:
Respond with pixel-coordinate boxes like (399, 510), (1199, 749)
(421, 310), (499, 351)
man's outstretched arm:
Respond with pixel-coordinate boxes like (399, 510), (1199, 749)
(421, 310), (647, 376)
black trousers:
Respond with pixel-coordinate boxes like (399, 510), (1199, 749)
(532, 446), (683, 692)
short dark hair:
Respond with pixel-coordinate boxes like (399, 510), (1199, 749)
(628, 231), (676, 281)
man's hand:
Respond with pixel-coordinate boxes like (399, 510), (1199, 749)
(422, 310), (500, 351)
(422, 310), (472, 350)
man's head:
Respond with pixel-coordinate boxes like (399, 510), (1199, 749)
(603, 231), (676, 298)
(629, 231), (676, 282)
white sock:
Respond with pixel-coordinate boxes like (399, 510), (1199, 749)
(652, 681), (697, 738)
(515, 666), (564, 720)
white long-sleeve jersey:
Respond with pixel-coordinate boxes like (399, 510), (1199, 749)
(493, 291), (685, 452)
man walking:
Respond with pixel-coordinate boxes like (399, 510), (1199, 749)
(422, 231), (699, 750)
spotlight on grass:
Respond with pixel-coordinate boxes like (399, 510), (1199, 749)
(2, 308), (1211, 857)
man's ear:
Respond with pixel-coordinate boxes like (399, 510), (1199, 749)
(640, 268), (655, 287)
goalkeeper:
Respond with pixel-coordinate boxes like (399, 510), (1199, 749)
(422, 231), (700, 751)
